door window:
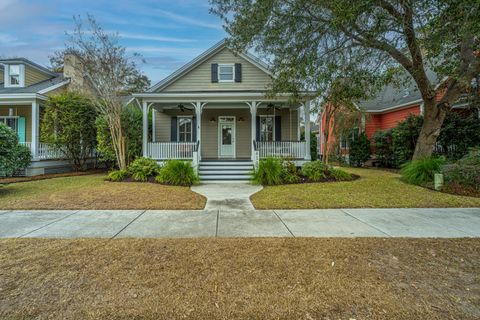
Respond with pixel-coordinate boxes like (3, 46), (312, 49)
(177, 117), (192, 142)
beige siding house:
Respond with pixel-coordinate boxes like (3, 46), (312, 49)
(0, 58), (81, 175)
(134, 40), (314, 181)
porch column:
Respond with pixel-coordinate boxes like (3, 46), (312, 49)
(303, 101), (311, 160)
(248, 101), (257, 161)
(193, 102), (205, 160)
(31, 100), (39, 160)
(142, 100), (148, 157)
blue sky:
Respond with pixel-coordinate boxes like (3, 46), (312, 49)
(0, 0), (226, 83)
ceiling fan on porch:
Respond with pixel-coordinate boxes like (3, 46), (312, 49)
(266, 103), (281, 111)
(177, 104), (193, 112)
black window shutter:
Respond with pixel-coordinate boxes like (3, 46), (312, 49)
(211, 64), (218, 83)
(171, 116), (177, 142)
(255, 116), (260, 141)
(192, 117), (197, 142)
(275, 116), (282, 141)
(235, 63), (242, 82)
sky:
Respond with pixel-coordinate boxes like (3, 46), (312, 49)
(0, 0), (226, 83)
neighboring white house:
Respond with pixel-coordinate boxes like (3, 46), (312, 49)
(133, 40), (315, 181)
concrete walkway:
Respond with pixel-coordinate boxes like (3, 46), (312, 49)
(0, 208), (478, 238)
(191, 183), (262, 210)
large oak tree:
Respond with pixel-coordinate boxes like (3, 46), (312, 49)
(211, 0), (480, 159)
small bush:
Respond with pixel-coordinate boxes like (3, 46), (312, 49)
(281, 160), (300, 184)
(128, 157), (160, 181)
(400, 157), (446, 186)
(349, 132), (371, 167)
(252, 157), (283, 185)
(329, 168), (353, 181)
(106, 169), (128, 182)
(155, 160), (199, 186)
(0, 124), (32, 177)
(442, 148), (480, 193)
(301, 160), (328, 182)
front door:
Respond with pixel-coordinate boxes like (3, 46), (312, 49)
(218, 116), (235, 158)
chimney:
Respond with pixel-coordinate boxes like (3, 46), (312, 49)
(63, 54), (84, 90)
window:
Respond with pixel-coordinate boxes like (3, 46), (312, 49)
(8, 65), (21, 86)
(260, 116), (274, 142)
(178, 117), (192, 142)
(218, 64), (234, 82)
(340, 128), (359, 149)
(0, 117), (18, 133)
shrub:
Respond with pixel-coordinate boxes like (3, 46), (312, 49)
(41, 91), (97, 171)
(373, 129), (395, 167)
(301, 160), (328, 182)
(391, 114), (423, 167)
(437, 111), (480, 160)
(349, 132), (371, 167)
(155, 160), (199, 186)
(0, 123), (32, 177)
(106, 169), (128, 182)
(281, 159), (300, 184)
(96, 104), (144, 168)
(400, 156), (446, 186)
(252, 157), (283, 185)
(442, 148), (480, 193)
(329, 168), (353, 181)
(128, 157), (160, 181)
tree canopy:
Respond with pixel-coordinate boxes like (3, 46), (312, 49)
(211, 0), (480, 159)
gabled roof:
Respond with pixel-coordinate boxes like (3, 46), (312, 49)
(359, 68), (440, 112)
(0, 58), (57, 77)
(148, 39), (273, 92)
(0, 76), (69, 94)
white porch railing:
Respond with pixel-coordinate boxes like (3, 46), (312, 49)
(256, 141), (307, 159)
(147, 142), (197, 160)
(20, 142), (66, 160)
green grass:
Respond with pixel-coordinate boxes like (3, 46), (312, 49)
(251, 167), (480, 209)
(0, 174), (205, 210)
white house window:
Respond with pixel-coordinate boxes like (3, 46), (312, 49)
(218, 64), (234, 82)
(178, 117), (192, 142)
(6, 64), (24, 87)
(260, 116), (274, 142)
(0, 117), (18, 133)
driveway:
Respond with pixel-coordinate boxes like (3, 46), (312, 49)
(0, 208), (478, 238)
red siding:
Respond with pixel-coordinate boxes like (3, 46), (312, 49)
(365, 105), (421, 138)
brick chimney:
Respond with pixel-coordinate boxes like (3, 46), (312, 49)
(63, 54), (85, 91)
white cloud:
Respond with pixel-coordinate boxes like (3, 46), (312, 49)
(117, 32), (196, 43)
(0, 33), (27, 47)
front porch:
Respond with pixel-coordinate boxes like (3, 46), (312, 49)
(136, 93), (313, 169)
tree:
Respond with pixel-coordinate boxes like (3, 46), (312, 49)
(50, 15), (148, 170)
(0, 123), (31, 177)
(211, 0), (480, 160)
(96, 104), (143, 168)
(41, 91), (97, 171)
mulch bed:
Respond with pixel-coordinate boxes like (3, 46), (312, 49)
(0, 169), (106, 184)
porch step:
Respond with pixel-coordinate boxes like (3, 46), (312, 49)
(198, 160), (253, 181)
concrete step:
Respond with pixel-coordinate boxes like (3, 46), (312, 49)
(200, 174), (252, 181)
(199, 165), (253, 170)
(200, 161), (253, 166)
(199, 170), (252, 175)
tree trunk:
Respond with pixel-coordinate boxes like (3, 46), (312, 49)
(412, 99), (447, 160)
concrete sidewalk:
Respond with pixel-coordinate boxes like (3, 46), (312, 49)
(0, 208), (478, 238)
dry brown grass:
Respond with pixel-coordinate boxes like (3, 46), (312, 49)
(0, 174), (205, 210)
(0, 238), (479, 319)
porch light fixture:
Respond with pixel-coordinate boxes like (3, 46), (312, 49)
(209, 117), (216, 123)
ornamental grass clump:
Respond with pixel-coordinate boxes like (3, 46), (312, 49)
(400, 156), (446, 186)
(252, 157), (283, 185)
(106, 169), (128, 182)
(128, 157), (161, 182)
(329, 168), (354, 181)
(155, 160), (199, 186)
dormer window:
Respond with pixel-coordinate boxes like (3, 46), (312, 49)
(218, 64), (234, 82)
(5, 64), (24, 87)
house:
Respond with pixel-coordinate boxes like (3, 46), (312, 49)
(133, 40), (314, 181)
(317, 70), (473, 158)
(0, 56), (86, 175)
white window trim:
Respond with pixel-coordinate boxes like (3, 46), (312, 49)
(218, 63), (235, 83)
(259, 115), (275, 142)
(4, 64), (25, 88)
(177, 115), (193, 142)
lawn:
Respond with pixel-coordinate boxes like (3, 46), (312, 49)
(251, 167), (480, 209)
(0, 174), (206, 210)
(0, 238), (478, 319)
